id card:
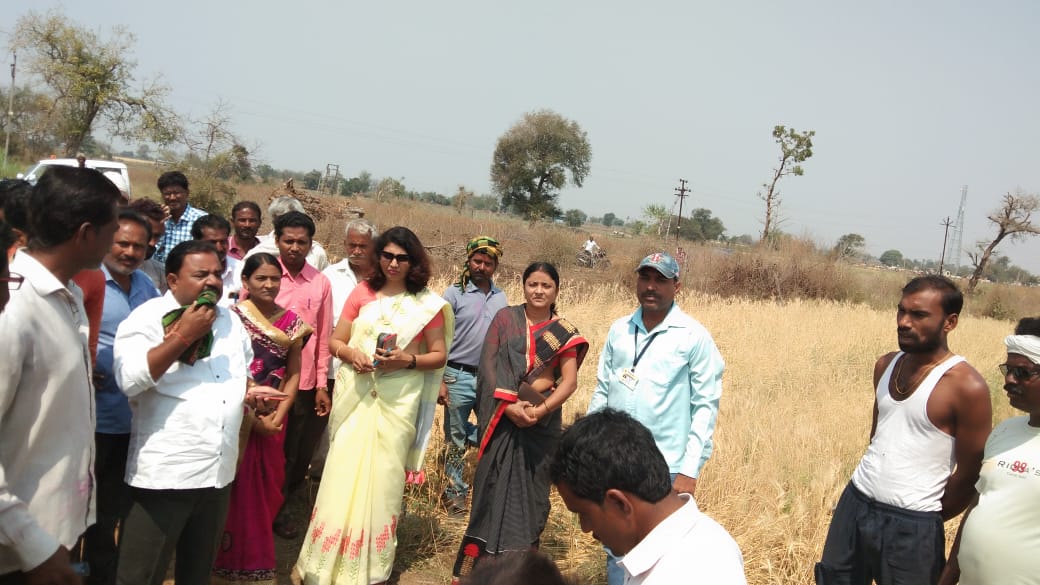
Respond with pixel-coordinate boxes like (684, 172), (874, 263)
(619, 368), (639, 391)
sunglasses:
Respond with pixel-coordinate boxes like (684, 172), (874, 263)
(380, 251), (411, 264)
(1, 272), (24, 290)
(998, 363), (1040, 381)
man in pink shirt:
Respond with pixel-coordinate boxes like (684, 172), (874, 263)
(267, 211), (334, 540)
(226, 201), (261, 261)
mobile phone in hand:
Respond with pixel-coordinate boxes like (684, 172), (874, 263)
(373, 332), (397, 366)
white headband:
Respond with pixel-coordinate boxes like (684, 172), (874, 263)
(1004, 335), (1040, 365)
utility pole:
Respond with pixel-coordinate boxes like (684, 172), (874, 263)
(939, 216), (953, 275)
(3, 52), (15, 173)
(674, 178), (690, 244)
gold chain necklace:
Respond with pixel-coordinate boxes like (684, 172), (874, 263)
(893, 351), (950, 396)
(379, 293), (402, 326)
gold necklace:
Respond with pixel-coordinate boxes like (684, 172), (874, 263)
(379, 293), (402, 326)
(893, 352), (950, 396)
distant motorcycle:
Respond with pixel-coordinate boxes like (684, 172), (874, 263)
(576, 248), (611, 269)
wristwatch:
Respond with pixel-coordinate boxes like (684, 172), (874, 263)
(407, 354), (417, 369)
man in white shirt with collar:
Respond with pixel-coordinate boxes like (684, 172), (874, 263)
(311, 218), (377, 476)
(113, 240), (262, 585)
(0, 167), (122, 584)
(550, 409), (746, 585)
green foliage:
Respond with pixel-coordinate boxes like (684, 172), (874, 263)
(563, 208), (587, 227)
(12, 10), (179, 155)
(302, 170), (322, 190)
(628, 220), (647, 235)
(759, 124), (815, 240)
(491, 109), (591, 220)
(879, 249), (903, 267)
(834, 233), (866, 259)
(642, 204), (669, 235)
(0, 86), (53, 157)
(664, 208), (726, 241)
(602, 212), (616, 227)
(255, 164), (278, 183)
(374, 177), (407, 201)
(340, 171), (373, 195)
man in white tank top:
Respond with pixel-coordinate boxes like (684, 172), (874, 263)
(940, 317), (1040, 585)
(816, 275), (992, 585)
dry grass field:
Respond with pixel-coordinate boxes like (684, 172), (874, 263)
(122, 164), (1028, 583)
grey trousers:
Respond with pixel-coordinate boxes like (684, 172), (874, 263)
(115, 485), (231, 585)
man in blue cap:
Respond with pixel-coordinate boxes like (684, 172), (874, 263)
(588, 252), (726, 585)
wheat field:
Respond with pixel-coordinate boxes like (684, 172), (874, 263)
(122, 167), (1026, 583)
(388, 278), (1019, 584)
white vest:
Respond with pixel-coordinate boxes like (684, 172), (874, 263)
(850, 353), (964, 512)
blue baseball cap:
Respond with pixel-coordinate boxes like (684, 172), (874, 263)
(636, 252), (680, 279)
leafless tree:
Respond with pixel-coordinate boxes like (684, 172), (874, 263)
(966, 190), (1040, 293)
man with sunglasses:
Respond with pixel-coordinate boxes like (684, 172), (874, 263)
(438, 236), (508, 515)
(816, 275), (992, 585)
(940, 318), (1040, 585)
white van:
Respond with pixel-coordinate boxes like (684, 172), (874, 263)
(18, 158), (132, 197)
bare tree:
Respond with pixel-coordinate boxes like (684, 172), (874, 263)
(759, 125), (814, 242)
(966, 190), (1040, 293)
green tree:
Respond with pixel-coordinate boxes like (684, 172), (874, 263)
(341, 171), (373, 195)
(628, 220), (647, 235)
(759, 125), (815, 241)
(643, 204), (669, 236)
(563, 209), (587, 227)
(834, 233), (866, 259)
(676, 208), (725, 241)
(255, 164), (278, 183)
(602, 212), (616, 227)
(302, 170), (323, 190)
(880, 249), (904, 267)
(12, 10), (179, 156)
(967, 191), (1040, 293)
(491, 109), (591, 220)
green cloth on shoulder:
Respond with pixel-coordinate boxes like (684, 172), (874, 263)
(161, 289), (218, 365)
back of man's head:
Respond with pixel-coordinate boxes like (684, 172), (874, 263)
(0, 179), (33, 236)
(30, 166), (120, 249)
(550, 408), (672, 504)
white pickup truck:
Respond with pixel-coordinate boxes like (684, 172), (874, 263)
(18, 158), (132, 196)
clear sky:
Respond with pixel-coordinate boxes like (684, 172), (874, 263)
(5, 1), (1040, 270)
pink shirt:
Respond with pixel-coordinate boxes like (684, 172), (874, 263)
(276, 259), (333, 389)
(226, 235), (259, 261)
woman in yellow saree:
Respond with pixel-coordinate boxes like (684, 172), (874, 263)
(293, 226), (453, 585)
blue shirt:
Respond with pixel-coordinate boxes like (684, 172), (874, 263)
(96, 265), (160, 434)
(154, 204), (207, 264)
(443, 281), (508, 367)
(588, 303), (724, 478)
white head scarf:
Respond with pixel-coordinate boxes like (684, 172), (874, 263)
(1004, 335), (1040, 364)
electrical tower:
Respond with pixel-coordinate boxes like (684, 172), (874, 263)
(317, 163), (342, 196)
(950, 186), (968, 272)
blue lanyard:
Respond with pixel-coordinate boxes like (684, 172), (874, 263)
(633, 329), (663, 368)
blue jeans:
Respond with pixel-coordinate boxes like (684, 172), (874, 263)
(606, 473), (678, 584)
(442, 366), (478, 499)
